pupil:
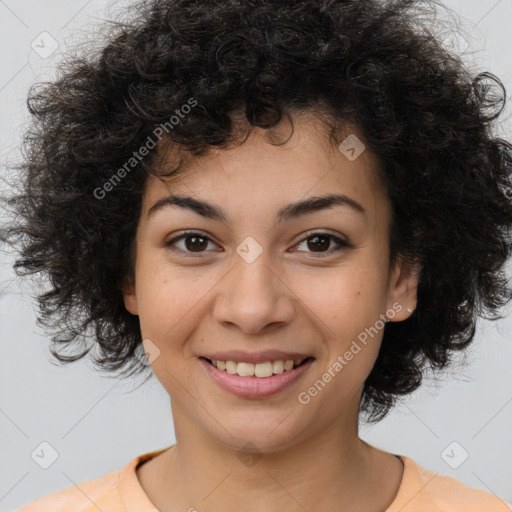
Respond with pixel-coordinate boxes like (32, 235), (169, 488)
(186, 236), (207, 252)
(308, 235), (329, 252)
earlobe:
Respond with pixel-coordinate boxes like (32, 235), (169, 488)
(386, 257), (421, 322)
(122, 277), (139, 316)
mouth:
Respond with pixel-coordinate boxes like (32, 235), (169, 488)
(200, 356), (314, 377)
(198, 356), (315, 399)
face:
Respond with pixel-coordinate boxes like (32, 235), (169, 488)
(123, 114), (419, 453)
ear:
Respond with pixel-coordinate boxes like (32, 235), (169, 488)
(385, 256), (421, 322)
(122, 274), (139, 316)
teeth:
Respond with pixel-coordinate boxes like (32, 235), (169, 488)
(226, 360), (238, 374)
(255, 362), (273, 378)
(209, 358), (306, 377)
(273, 360), (284, 374)
(237, 362), (255, 377)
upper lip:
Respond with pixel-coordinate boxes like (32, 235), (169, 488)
(201, 350), (314, 364)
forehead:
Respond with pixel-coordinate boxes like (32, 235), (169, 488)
(141, 115), (388, 225)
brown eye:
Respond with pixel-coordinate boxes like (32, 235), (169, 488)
(165, 231), (218, 256)
(294, 232), (350, 257)
(183, 235), (209, 252)
(165, 230), (351, 259)
(306, 234), (331, 252)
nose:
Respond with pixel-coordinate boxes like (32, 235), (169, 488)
(212, 250), (295, 335)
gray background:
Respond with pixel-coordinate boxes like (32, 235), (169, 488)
(1, 0), (511, 510)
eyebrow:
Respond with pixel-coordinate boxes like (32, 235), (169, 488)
(146, 193), (366, 223)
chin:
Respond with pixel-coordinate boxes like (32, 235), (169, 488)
(210, 420), (307, 456)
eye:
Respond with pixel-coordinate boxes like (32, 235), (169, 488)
(293, 232), (351, 257)
(165, 230), (351, 258)
(165, 230), (219, 256)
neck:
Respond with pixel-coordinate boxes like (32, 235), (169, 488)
(137, 400), (402, 512)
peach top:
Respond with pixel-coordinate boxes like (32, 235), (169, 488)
(15, 446), (512, 511)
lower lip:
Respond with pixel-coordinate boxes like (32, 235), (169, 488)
(199, 357), (314, 399)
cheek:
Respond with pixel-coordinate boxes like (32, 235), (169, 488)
(289, 258), (388, 380)
(290, 260), (386, 332)
(134, 259), (221, 349)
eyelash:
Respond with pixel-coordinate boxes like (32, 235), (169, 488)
(164, 230), (351, 258)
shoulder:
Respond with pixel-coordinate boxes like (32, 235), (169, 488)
(393, 455), (512, 512)
(13, 448), (168, 512)
(13, 467), (121, 512)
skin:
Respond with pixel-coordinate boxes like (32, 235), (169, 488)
(123, 112), (420, 512)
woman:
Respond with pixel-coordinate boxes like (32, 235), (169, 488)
(5, 0), (512, 510)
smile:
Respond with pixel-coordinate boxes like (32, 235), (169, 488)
(206, 357), (309, 377)
(199, 356), (315, 399)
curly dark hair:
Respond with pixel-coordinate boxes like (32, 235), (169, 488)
(2, 0), (512, 423)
